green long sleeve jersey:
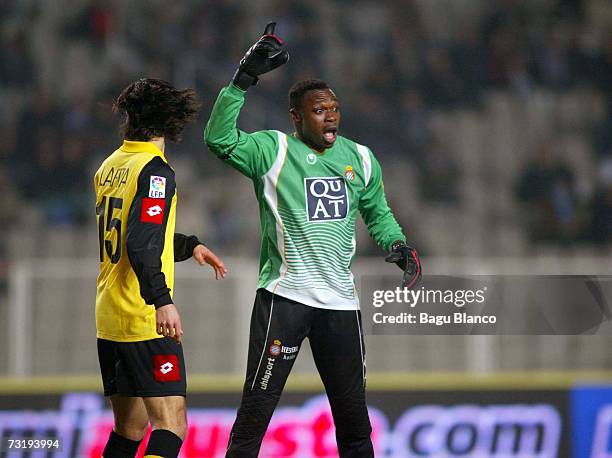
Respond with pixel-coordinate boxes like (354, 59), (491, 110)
(205, 85), (406, 310)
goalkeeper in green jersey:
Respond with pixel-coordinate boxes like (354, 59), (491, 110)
(204, 23), (421, 457)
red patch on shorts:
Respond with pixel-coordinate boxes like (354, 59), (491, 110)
(152, 354), (181, 382)
(140, 198), (165, 224)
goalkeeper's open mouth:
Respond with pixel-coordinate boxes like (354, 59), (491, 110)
(323, 127), (337, 144)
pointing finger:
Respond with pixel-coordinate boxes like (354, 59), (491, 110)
(263, 21), (276, 35)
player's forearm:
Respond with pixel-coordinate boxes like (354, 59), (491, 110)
(174, 233), (201, 262)
(140, 269), (172, 307)
(359, 152), (406, 251)
(126, 226), (173, 306)
(126, 222), (172, 307)
(204, 85), (247, 157)
(127, 245), (172, 307)
(359, 181), (406, 251)
(366, 211), (406, 252)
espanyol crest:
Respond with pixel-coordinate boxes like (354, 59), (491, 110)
(305, 177), (349, 222)
(344, 165), (355, 181)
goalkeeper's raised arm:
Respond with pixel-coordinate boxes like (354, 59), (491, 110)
(204, 22), (289, 179)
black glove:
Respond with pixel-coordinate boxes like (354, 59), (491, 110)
(385, 240), (422, 289)
(232, 22), (290, 90)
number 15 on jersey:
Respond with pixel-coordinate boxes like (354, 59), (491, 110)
(96, 196), (123, 264)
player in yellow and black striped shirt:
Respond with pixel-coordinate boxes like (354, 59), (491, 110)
(94, 78), (227, 458)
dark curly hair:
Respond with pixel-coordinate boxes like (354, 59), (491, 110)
(289, 79), (330, 110)
(113, 78), (200, 142)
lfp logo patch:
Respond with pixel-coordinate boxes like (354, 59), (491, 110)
(149, 175), (166, 198)
(305, 177), (348, 222)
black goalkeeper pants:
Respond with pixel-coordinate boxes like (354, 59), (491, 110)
(226, 288), (374, 458)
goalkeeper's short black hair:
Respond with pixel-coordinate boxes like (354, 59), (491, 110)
(289, 79), (330, 110)
(113, 78), (200, 143)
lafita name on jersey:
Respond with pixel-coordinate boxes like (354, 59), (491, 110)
(98, 167), (129, 188)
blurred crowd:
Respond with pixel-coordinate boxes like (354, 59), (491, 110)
(0, 0), (611, 290)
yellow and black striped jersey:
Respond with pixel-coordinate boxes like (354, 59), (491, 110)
(94, 140), (200, 342)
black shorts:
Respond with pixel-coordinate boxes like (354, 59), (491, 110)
(97, 337), (186, 397)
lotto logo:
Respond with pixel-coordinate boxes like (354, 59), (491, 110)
(147, 205), (162, 217)
(160, 362), (173, 374)
(140, 198), (165, 224)
(305, 177), (348, 222)
(153, 355), (181, 382)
